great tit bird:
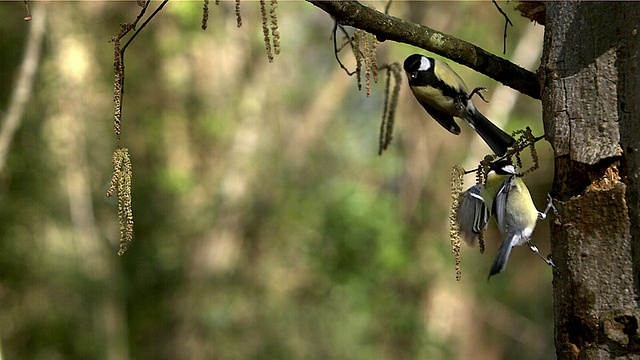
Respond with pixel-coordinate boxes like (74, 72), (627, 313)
(456, 160), (556, 278)
(403, 54), (515, 156)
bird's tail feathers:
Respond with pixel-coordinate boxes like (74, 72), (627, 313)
(488, 238), (514, 279)
(465, 107), (515, 156)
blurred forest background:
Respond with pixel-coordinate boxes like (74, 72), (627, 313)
(0, 1), (555, 359)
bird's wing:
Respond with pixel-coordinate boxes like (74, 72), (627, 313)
(494, 175), (515, 236)
(433, 60), (468, 95)
(457, 184), (489, 245)
(417, 99), (461, 135)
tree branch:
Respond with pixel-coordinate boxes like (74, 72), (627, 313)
(306, 0), (541, 100)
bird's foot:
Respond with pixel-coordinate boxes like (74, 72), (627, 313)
(527, 241), (555, 267)
(538, 193), (558, 220)
(468, 87), (489, 103)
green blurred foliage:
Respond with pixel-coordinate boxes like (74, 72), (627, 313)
(0, 1), (554, 359)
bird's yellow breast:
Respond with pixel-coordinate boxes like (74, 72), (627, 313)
(508, 178), (539, 225)
(410, 85), (455, 113)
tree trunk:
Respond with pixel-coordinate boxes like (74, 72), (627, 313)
(542, 2), (640, 358)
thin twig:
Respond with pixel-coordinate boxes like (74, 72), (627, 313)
(332, 22), (369, 77)
(492, 0), (513, 54)
(336, 37), (351, 52)
(132, 0), (152, 29)
(120, 0), (168, 94)
(384, 0), (392, 14)
(333, 21), (355, 76)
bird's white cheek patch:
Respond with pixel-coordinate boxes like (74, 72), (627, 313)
(418, 57), (431, 71)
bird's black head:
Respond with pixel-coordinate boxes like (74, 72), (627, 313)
(490, 159), (516, 175)
(403, 54), (433, 79)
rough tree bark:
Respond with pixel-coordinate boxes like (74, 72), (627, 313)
(541, 2), (640, 358)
